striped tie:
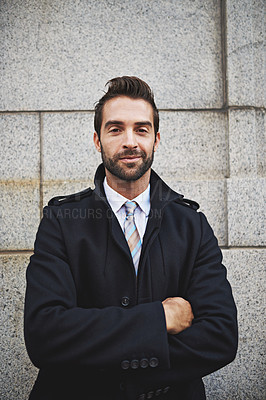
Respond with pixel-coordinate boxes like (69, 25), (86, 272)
(124, 201), (141, 273)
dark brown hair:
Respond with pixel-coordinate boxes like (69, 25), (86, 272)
(94, 76), (159, 138)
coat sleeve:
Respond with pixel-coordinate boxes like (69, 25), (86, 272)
(24, 206), (170, 371)
(122, 212), (238, 398)
(168, 212), (238, 377)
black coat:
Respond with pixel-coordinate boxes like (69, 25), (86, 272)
(24, 164), (238, 400)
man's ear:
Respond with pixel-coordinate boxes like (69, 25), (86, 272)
(93, 132), (101, 152)
(154, 132), (160, 152)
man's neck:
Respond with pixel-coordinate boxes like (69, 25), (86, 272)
(105, 169), (151, 200)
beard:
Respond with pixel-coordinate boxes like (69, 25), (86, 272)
(100, 145), (154, 182)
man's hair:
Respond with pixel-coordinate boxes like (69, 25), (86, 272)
(94, 76), (159, 139)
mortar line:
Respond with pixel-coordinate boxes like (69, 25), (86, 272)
(228, 105), (266, 111)
(39, 112), (44, 218)
(221, 0), (228, 108)
(0, 106), (264, 114)
(159, 106), (265, 112)
(224, 113), (230, 247)
(220, 246), (266, 250)
(221, 0), (230, 248)
(224, 178), (229, 247)
(1, 246), (265, 255)
(0, 250), (33, 255)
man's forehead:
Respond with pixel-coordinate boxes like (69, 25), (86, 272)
(102, 96), (154, 119)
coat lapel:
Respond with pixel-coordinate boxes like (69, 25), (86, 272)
(141, 169), (183, 257)
(93, 164), (133, 265)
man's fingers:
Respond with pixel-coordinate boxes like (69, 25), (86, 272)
(162, 296), (194, 334)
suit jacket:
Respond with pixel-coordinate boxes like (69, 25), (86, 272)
(24, 164), (238, 400)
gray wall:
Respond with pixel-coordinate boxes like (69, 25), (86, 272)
(0, 0), (265, 399)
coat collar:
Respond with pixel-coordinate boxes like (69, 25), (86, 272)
(92, 164), (186, 265)
(92, 163), (196, 279)
(93, 163), (184, 214)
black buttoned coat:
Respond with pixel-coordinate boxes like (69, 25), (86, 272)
(24, 164), (238, 400)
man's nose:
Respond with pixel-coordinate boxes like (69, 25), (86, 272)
(123, 129), (137, 148)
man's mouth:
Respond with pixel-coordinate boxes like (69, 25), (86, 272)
(120, 156), (141, 163)
(118, 152), (143, 162)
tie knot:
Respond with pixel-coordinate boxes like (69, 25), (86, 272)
(124, 201), (138, 218)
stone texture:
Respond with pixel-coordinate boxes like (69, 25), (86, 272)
(42, 112), (101, 181)
(222, 249), (265, 342)
(170, 179), (227, 246)
(204, 249), (266, 399)
(0, 182), (40, 250)
(204, 338), (265, 399)
(0, 113), (40, 180)
(227, 178), (265, 246)
(153, 111), (228, 181)
(0, 0), (223, 111)
(227, 0), (265, 107)
(0, 254), (38, 399)
(229, 109), (265, 177)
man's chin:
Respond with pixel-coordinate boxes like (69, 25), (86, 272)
(120, 161), (138, 169)
(114, 169), (142, 182)
(106, 163), (147, 182)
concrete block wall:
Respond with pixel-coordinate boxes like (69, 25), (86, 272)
(0, 1), (265, 399)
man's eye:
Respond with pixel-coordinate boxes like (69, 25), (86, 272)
(137, 129), (148, 133)
(110, 128), (120, 133)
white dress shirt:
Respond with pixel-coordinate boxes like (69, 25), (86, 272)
(103, 177), (150, 241)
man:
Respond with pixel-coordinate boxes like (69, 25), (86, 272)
(24, 76), (237, 400)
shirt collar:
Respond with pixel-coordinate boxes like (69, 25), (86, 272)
(103, 177), (150, 216)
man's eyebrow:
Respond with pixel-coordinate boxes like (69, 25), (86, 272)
(134, 121), (152, 127)
(104, 120), (124, 129)
(104, 120), (153, 129)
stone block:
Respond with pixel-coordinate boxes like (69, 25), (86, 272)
(153, 111), (228, 181)
(229, 109), (265, 177)
(204, 249), (265, 399)
(223, 249), (265, 341)
(42, 112), (101, 181)
(0, 254), (38, 399)
(0, 182), (40, 250)
(204, 339), (265, 399)
(170, 180), (227, 246)
(1, 0), (223, 110)
(227, 178), (265, 246)
(227, 0), (265, 107)
(0, 113), (40, 180)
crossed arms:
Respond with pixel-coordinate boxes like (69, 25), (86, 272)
(24, 205), (237, 398)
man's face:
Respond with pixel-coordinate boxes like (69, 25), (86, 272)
(94, 96), (160, 182)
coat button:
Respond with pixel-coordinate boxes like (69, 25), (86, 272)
(140, 358), (149, 368)
(149, 357), (159, 368)
(163, 386), (170, 394)
(121, 296), (130, 307)
(121, 360), (130, 370)
(131, 359), (139, 369)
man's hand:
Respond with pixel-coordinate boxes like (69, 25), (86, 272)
(162, 297), (194, 335)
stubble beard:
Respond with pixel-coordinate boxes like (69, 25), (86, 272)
(100, 145), (154, 182)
